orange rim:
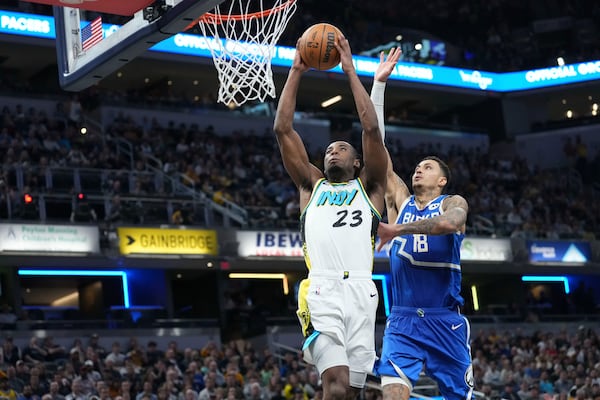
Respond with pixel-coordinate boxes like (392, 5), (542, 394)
(185, 0), (295, 30)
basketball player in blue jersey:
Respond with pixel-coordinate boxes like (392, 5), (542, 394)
(369, 52), (474, 400)
(274, 35), (393, 400)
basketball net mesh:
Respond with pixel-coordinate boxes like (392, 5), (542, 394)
(197, 0), (297, 107)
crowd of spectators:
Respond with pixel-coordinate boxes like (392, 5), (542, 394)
(0, 334), (327, 400)
(1, 326), (600, 400)
(470, 325), (600, 400)
(4, 0), (600, 231)
(1, 100), (599, 238)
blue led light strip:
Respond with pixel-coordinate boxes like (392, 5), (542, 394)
(372, 274), (390, 316)
(521, 275), (570, 294)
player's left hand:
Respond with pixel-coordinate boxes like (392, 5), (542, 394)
(293, 40), (310, 73)
(374, 47), (401, 83)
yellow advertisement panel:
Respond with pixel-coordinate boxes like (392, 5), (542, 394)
(117, 227), (218, 255)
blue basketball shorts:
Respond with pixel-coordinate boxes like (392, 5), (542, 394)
(375, 306), (474, 400)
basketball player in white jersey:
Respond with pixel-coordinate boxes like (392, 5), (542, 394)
(274, 35), (393, 400)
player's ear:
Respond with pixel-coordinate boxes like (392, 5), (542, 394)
(438, 176), (447, 188)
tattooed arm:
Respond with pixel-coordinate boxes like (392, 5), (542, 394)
(377, 195), (468, 250)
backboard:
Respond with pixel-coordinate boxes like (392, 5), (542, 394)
(24, 0), (226, 91)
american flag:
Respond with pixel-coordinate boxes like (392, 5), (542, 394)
(81, 16), (103, 51)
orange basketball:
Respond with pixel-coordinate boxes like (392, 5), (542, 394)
(298, 23), (343, 71)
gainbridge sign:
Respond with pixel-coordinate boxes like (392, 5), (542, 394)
(117, 227), (218, 256)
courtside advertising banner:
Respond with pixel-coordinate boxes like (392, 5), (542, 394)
(236, 231), (303, 257)
(117, 227), (218, 255)
(235, 231), (405, 258)
(460, 238), (513, 262)
(527, 240), (591, 264)
(237, 231), (513, 262)
(0, 223), (100, 253)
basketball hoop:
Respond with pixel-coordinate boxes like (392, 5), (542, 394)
(191, 0), (297, 107)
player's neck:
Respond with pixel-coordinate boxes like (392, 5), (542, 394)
(414, 190), (441, 208)
(326, 170), (353, 183)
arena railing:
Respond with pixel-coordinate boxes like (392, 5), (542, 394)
(109, 135), (247, 227)
(1, 163), (249, 227)
(142, 154), (248, 227)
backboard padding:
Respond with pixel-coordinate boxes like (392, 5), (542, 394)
(22, 0), (156, 17)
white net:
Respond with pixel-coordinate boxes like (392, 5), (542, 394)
(197, 0), (297, 107)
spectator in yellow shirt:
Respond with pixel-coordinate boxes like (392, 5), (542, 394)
(0, 371), (18, 400)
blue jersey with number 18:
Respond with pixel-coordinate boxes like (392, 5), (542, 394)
(389, 194), (464, 309)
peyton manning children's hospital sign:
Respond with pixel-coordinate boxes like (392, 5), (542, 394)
(0, 223), (100, 253)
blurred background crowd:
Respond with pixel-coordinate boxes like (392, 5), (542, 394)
(1, 326), (600, 400)
(0, 102), (599, 238)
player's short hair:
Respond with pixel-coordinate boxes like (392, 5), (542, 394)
(422, 155), (451, 189)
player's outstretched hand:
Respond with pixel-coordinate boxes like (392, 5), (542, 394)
(374, 47), (401, 83)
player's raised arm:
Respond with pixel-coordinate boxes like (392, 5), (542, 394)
(371, 48), (401, 143)
(336, 35), (387, 212)
(274, 42), (323, 192)
(383, 157), (411, 223)
(370, 48), (410, 222)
